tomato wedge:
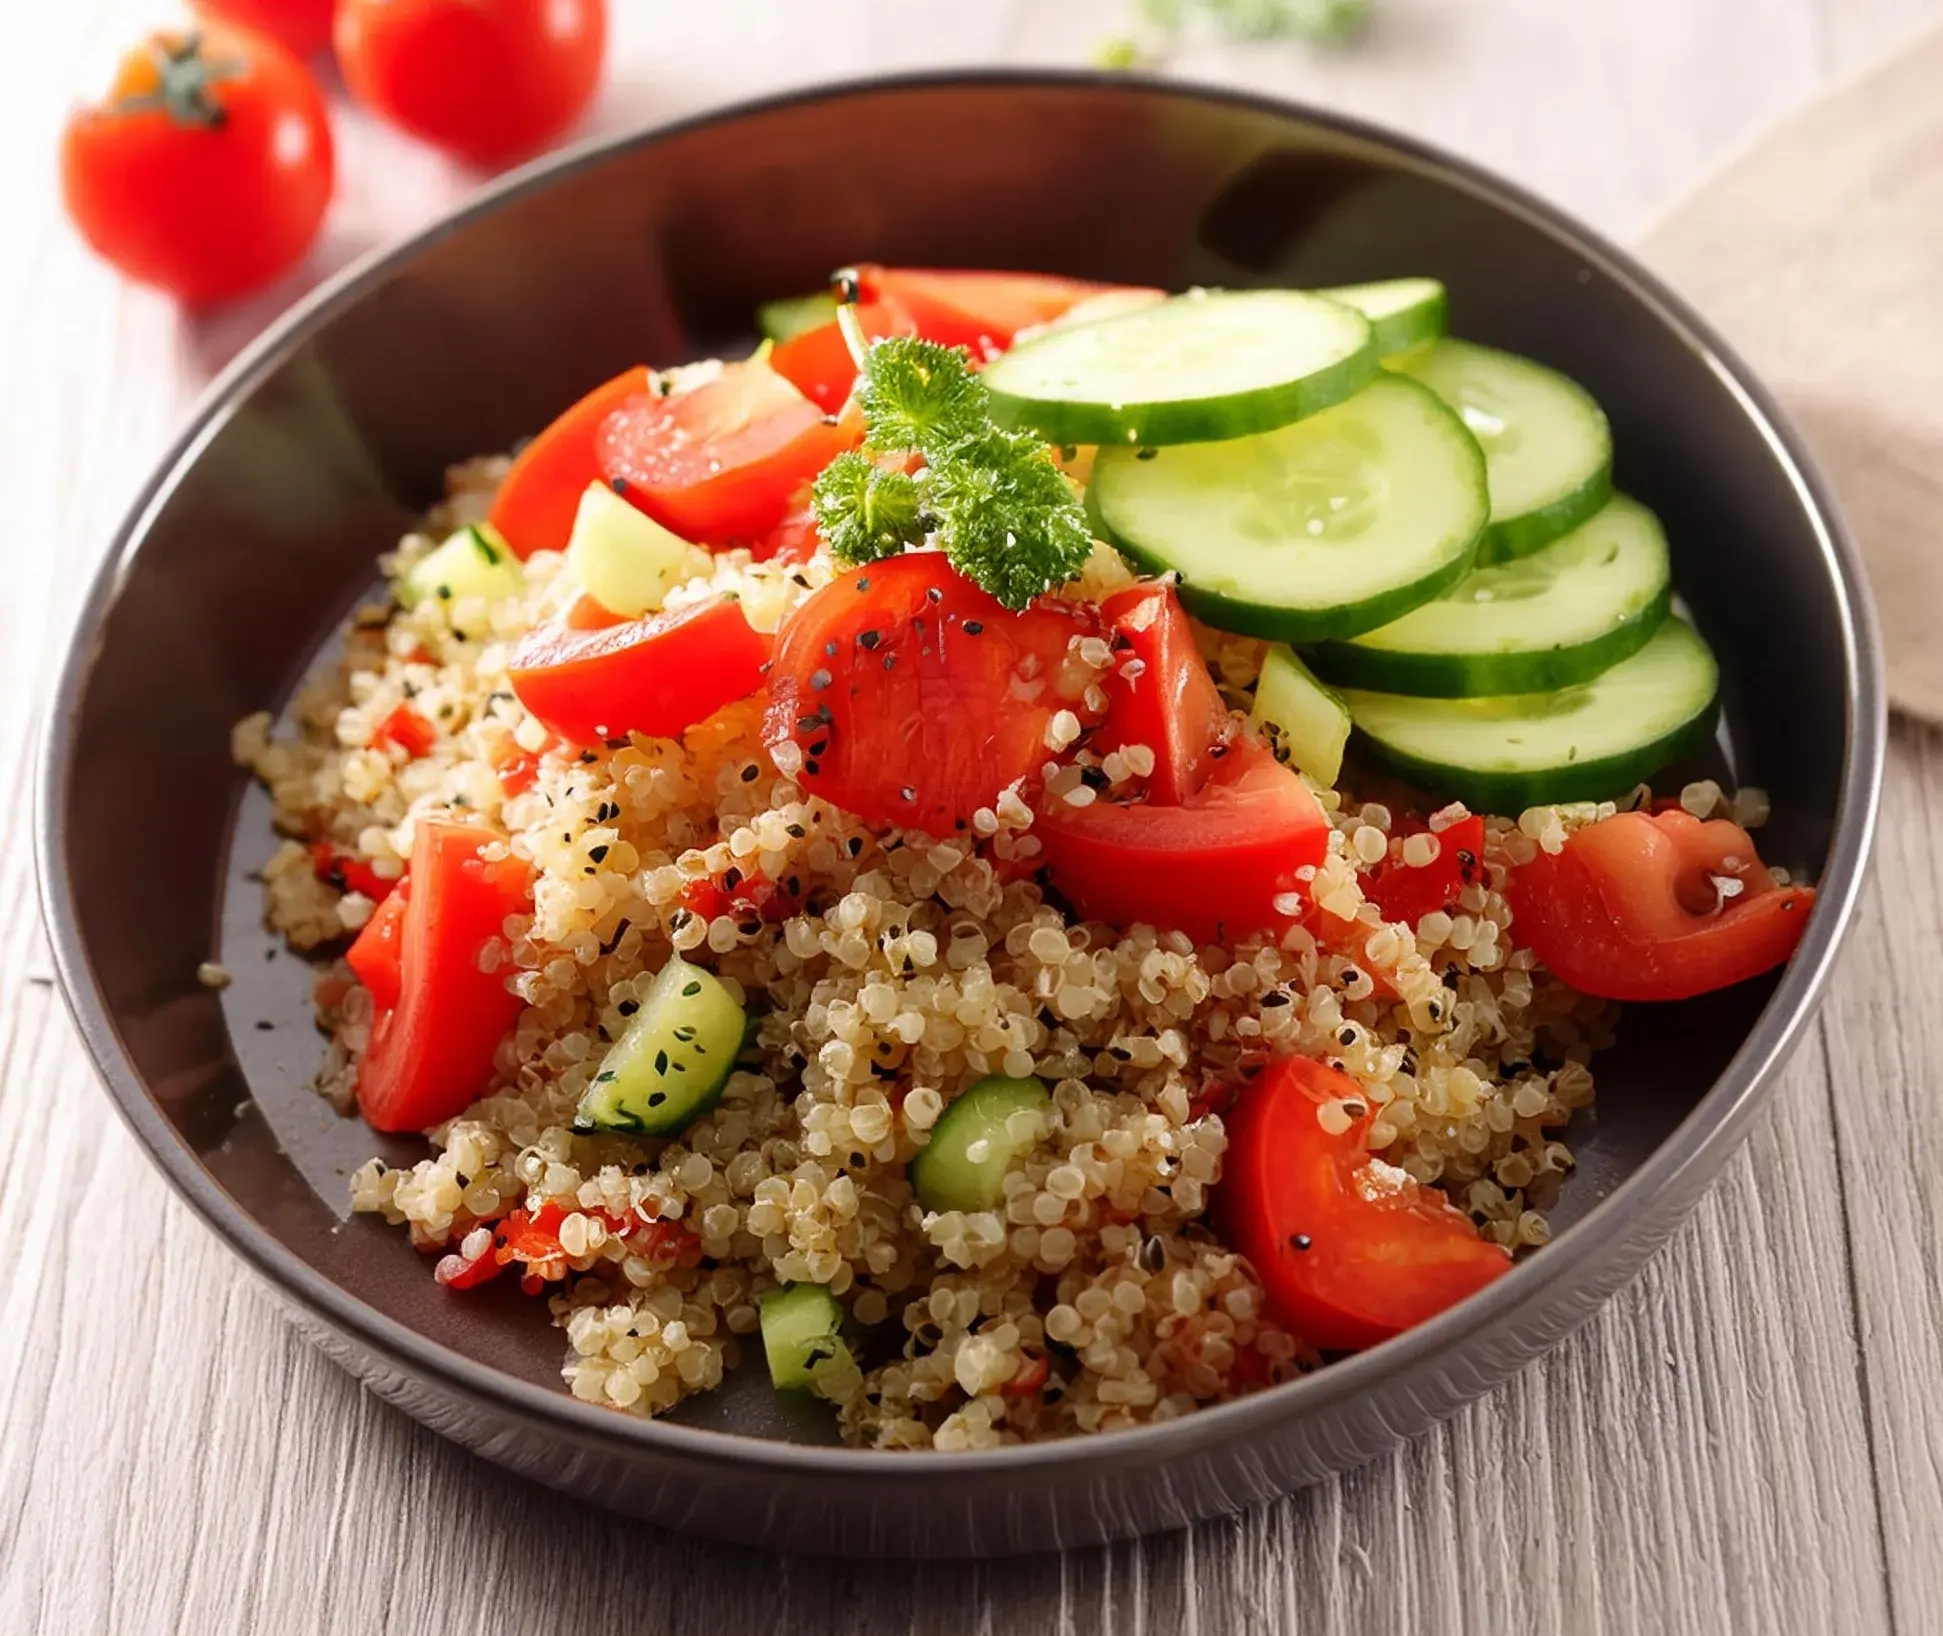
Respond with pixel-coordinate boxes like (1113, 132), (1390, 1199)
(346, 885), (408, 1010)
(1091, 583), (1231, 804)
(859, 264), (1153, 355)
(356, 821), (533, 1133)
(488, 366), (653, 559)
(310, 842), (399, 904)
(765, 553), (1098, 833)
(1508, 809), (1816, 1001)
(508, 594), (770, 748)
(597, 358), (859, 544)
(1037, 734), (1330, 944)
(1364, 815), (1488, 928)
(769, 298), (914, 414)
(1221, 1055), (1512, 1352)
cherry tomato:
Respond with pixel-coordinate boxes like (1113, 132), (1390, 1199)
(190, 0), (334, 57)
(346, 886), (408, 1011)
(1220, 1055), (1511, 1352)
(859, 264), (1155, 355)
(769, 298), (915, 414)
(562, 591), (629, 631)
(488, 366), (653, 559)
(356, 821), (534, 1133)
(1090, 583), (1231, 804)
(750, 491), (826, 566)
(61, 27), (334, 306)
(1509, 809), (1815, 1001)
(1363, 815), (1487, 929)
(765, 553), (1099, 833)
(598, 359), (860, 544)
(1036, 734), (1330, 944)
(508, 595), (771, 748)
(335, 0), (606, 168)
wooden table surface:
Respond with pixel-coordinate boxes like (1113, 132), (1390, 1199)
(5, 3), (1941, 1631)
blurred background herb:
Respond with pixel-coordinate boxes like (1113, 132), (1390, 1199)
(1099, 0), (1371, 67)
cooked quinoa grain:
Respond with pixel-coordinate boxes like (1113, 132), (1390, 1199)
(242, 459), (1622, 1449)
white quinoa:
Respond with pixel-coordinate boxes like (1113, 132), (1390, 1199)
(240, 458), (1625, 1450)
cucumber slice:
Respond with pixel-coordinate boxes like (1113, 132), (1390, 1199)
(1252, 647), (1351, 787)
(1391, 339), (1612, 562)
(908, 1075), (1051, 1214)
(1341, 618), (1720, 811)
(574, 954), (746, 1136)
(1308, 494), (1673, 697)
(398, 523), (521, 610)
(1089, 374), (1487, 644)
(1318, 278), (1448, 358)
(565, 482), (694, 618)
(757, 292), (836, 343)
(984, 289), (1378, 447)
(759, 1284), (853, 1393)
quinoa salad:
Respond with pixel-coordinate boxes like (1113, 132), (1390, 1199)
(234, 268), (1815, 1449)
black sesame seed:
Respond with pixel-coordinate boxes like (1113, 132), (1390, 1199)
(1261, 991), (1290, 1007)
(847, 836), (864, 856)
(617, 1000), (639, 1016)
(741, 764), (760, 782)
(723, 868), (743, 890)
(1343, 1102), (1367, 1119)
(580, 750), (598, 764)
(882, 655), (896, 672)
(856, 577), (871, 592)
(797, 714), (823, 734)
(811, 668), (832, 692)
(926, 586), (943, 603)
(1136, 447), (1158, 461)
(588, 845), (609, 863)
(825, 640), (840, 659)
(1290, 1233), (1312, 1252)
(963, 620), (983, 636)
(805, 760), (821, 776)
(808, 739), (829, 757)
(857, 629), (882, 651)
(611, 476), (631, 495)
(1338, 1026), (1357, 1046)
(254, 1020), (275, 1032)
(1208, 743), (1229, 759)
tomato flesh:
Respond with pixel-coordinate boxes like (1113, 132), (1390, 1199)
(1221, 1055), (1512, 1352)
(356, 822), (534, 1133)
(1037, 734), (1330, 944)
(598, 360), (859, 545)
(508, 594), (770, 748)
(1091, 583), (1231, 804)
(861, 264), (1152, 355)
(310, 842), (399, 904)
(770, 299), (914, 414)
(346, 887), (408, 1011)
(765, 553), (1098, 833)
(372, 702), (437, 759)
(1509, 809), (1815, 1001)
(1364, 815), (1487, 928)
(488, 366), (652, 559)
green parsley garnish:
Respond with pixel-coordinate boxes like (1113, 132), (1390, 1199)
(811, 330), (1094, 610)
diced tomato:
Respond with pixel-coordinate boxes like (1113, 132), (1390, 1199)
(750, 489), (825, 565)
(681, 870), (797, 927)
(858, 264), (1155, 356)
(434, 1232), (505, 1290)
(1220, 1054), (1511, 1353)
(1037, 734), (1330, 944)
(309, 841), (400, 903)
(1364, 815), (1487, 928)
(488, 1202), (701, 1285)
(355, 821), (534, 1133)
(765, 553), (1100, 833)
(1300, 903), (1400, 1001)
(508, 594), (771, 749)
(769, 297), (914, 414)
(597, 358), (860, 545)
(1001, 1352), (1050, 1398)
(345, 884), (408, 1010)
(488, 366), (654, 559)
(562, 591), (629, 631)
(497, 1202), (570, 1271)
(372, 702), (437, 759)
(1508, 809), (1816, 1001)
(1092, 583), (1231, 804)
(633, 1218), (704, 1269)
(489, 729), (559, 797)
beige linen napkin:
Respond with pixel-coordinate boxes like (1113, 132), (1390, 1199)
(1637, 21), (1943, 721)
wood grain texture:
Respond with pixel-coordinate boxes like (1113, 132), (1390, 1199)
(2, 2), (1936, 1632)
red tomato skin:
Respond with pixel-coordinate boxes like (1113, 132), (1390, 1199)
(356, 822), (533, 1133)
(1509, 810), (1816, 1002)
(310, 842), (399, 904)
(859, 265), (1154, 355)
(750, 493), (825, 566)
(598, 361), (860, 544)
(335, 0), (606, 167)
(190, 0), (335, 55)
(562, 591), (629, 631)
(508, 595), (771, 748)
(1092, 583), (1231, 804)
(770, 299), (914, 413)
(345, 887), (408, 1011)
(487, 367), (652, 559)
(1221, 1055), (1511, 1352)
(1364, 815), (1487, 928)
(765, 553), (1099, 833)
(1037, 735), (1330, 944)
(61, 28), (334, 306)
(371, 702), (438, 759)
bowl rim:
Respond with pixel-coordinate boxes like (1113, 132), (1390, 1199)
(37, 67), (1886, 1483)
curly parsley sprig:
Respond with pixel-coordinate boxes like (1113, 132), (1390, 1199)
(810, 317), (1094, 610)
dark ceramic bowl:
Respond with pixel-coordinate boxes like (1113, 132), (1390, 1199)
(38, 74), (1883, 1558)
